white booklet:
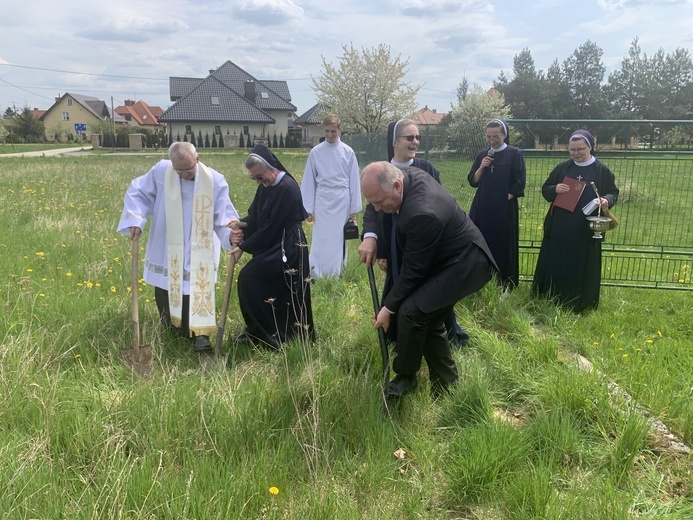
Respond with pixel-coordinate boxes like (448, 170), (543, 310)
(582, 198), (600, 215)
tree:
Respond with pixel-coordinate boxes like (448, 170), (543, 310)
(211, 133), (218, 148)
(456, 77), (469, 104)
(3, 106), (18, 119)
(495, 48), (552, 119)
(606, 37), (648, 116)
(14, 106), (44, 143)
(561, 40), (607, 118)
(312, 43), (421, 134)
(447, 84), (510, 151)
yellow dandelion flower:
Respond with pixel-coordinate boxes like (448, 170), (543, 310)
(657, 330), (662, 336)
(95, 283), (101, 287)
(110, 286), (117, 293)
(75, 354), (81, 359)
(26, 268), (33, 272)
(41, 278), (46, 282)
(76, 230), (81, 234)
(269, 486), (279, 495)
(646, 339), (653, 343)
(609, 333), (615, 339)
(39, 293), (45, 297)
(36, 252), (45, 257)
(622, 354), (628, 358)
(87, 282), (94, 289)
(593, 342), (599, 346)
(66, 272), (72, 277)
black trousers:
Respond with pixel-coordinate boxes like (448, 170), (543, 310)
(392, 298), (459, 387)
(155, 287), (192, 338)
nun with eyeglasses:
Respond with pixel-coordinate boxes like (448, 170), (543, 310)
(227, 144), (315, 349)
(532, 129), (619, 312)
(468, 119), (526, 290)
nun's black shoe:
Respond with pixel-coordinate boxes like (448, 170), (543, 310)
(231, 332), (252, 345)
(387, 374), (418, 398)
(193, 335), (213, 352)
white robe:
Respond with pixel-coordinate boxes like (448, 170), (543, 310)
(301, 138), (362, 278)
(117, 159), (238, 294)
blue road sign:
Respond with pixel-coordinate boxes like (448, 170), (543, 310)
(74, 123), (87, 132)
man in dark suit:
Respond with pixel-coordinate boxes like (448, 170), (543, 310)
(361, 162), (496, 397)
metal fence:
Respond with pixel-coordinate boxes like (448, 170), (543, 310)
(343, 120), (693, 290)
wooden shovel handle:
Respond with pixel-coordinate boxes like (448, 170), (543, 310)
(131, 236), (140, 356)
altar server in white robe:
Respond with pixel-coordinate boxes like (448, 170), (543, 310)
(117, 142), (238, 352)
(300, 114), (362, 278)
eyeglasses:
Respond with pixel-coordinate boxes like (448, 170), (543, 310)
(569, 147), (588, 153)
(400, 134), (421, 142)
(249, 166), (272, 181)
(175, 166), (196, 174)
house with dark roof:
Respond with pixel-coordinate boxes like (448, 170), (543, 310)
(160, 61), (296, 146)
(292, 103), (331, 146)
(40, 93), (126, 142)
(115, 100), (165, 130)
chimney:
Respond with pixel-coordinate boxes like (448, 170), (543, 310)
(244, 80), (255, 102)
(433, 109), (437, 113)
(125, 100), (134, 106)
(56, 94), (61, 102)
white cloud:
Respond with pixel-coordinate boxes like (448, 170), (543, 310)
(233, 0), (304, 25)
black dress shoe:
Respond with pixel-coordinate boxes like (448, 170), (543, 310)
(193, 335), (213, 352)
(231, 332), (252, 344)
(387, 374), (418, 398)
(449, 330), (470, 350)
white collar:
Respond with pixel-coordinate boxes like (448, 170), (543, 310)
(391, 158), (414, 168)
(573, 157), (596, 167)
(272, 171), (285, 186)
(491, 143), (508, 153)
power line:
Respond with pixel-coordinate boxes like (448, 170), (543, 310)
(0, 62), (168, 81)
(0, 77), (53, 100)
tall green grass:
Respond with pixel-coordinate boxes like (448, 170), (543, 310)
(0, 153), (692, 518)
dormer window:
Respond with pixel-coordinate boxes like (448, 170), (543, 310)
(260, 92), (269, 99)
(211, 96), (220, 105)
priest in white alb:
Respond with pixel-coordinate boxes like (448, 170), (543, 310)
(300, 114), (362, 278)
(117, 142), (238, 352)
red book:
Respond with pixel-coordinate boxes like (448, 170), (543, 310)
(553, 176), (586, 212)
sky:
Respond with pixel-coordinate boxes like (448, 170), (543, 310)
(1, 0), (692, 118)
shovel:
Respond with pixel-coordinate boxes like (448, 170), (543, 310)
(367, 264), (390, 415)
(202, 221), (246, 366)
(121, 235), (153, 376)
(211, 249), (239, 363)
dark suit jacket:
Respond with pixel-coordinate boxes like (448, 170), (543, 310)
(382, 168), (496, 314)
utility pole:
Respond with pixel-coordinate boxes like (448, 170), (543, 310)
(110, 96), (116, 152)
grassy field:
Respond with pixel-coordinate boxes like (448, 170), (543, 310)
(1, 152), (692, 518)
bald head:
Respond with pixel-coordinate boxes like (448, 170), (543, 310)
(361, 161), (403, 214)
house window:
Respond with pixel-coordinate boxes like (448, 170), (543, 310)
(62, 112), (70, 120)
(185, 125), (192, 134)
(67, 98), (73, 106)
(214, 126), (221, 135)
(211, 96), (220, 105)
(243, 126), (249, 136)
(260, 92), (269, 99)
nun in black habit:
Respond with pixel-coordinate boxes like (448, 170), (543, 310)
(360, 119), (470, 347)
(532, 130), (619, 312)
(468, 118), (526, 289)
(229, 144), (314, 348)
